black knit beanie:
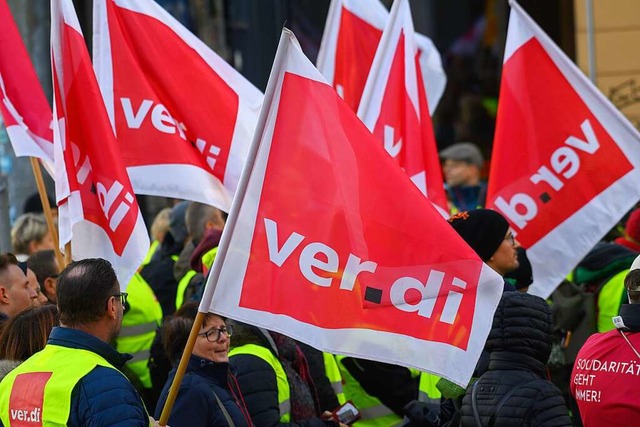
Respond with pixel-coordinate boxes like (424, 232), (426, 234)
(448, 209), (510, 261)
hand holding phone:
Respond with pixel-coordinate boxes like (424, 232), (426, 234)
(331, 401), (360, 426)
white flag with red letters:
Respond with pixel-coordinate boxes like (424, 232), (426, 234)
(93, 0), (263, 212)
(486, 1), (640, 298)
(201, 29), (503, 386)
(0, 0), (53, 172)
(51, 0), (149, 287)
(357, 0), (448, 214)
(316, 0), (446, 115)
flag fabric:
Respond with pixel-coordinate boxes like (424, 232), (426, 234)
(93, 0), (263, 212)
(316, 0), (446, 115)
(202, 29), (503, 387)
(357, 0), (448, 214)
(51, 0), (149, 287)
(486, 1), (640, 298)
(0, 0), (53, 171)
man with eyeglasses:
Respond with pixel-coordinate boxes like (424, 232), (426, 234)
(448, 208), (520, 281)
(0, 258), (155, 426)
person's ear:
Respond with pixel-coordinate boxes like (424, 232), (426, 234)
(28, 240), (39, 254)
(0, 286), (9, 304)
(43, 278), (57, 300)
(106, 296), (118, 320)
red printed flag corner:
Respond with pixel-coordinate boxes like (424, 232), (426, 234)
(317, 0), (446, 115)
(487, 1), (640, 298)
(52, 0), (149, 288)
(0, 0), (53, 171)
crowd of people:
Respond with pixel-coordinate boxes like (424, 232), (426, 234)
(1, 179), (640, 426)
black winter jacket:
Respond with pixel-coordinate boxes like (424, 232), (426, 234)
(228, 322), (338, 427)
(155, 355), (250, 427)
(460, 292), (572, 427)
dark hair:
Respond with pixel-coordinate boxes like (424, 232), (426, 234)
(23, 193), (56, 215)
(27, 250), (58, 286)
(625, 270), (640, 303)
(161, 302), (223, 363)
(0, 253), (19, 287)
(56, 258), (118, 326)
(0, 253), (18, 273)
(162, 316), (194, 363)
(0, 305), (59, 360)
(162, 302), (198, 363)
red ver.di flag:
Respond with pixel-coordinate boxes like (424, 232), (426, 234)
(487, 1), (640, 298)
(93, 0), (263, 212)
(202, 29), (503, 387)
(52, 0), (149, 287)
(0, 0), (53, 171)
(316, 0), (446, 115)
(357, 0), (448, 214)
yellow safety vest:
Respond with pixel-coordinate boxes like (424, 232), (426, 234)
(418, 372), (442, 408)
(0, 344), (121, 426)
(230, 344), (291, 422)
(598, 269), (629, 332)
(116, 273), (162, 389)
(175, 247), (218, 309)
(335, 356), (403, 427)
(140, 240), (160, 268)
(323, 353), (346, 405)
(175, 270), (197, 309)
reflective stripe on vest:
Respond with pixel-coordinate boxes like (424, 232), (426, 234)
(335, 356), (403, 427)
(0, 344), (121, 426)
(119, 321), (158, 338)
(598, 269), (629, 332)
(116, 273), (162, 389)
(230, 344), (291, 422)
(418, 372), (442, 410)
(175, 270), (197, 309)
(323, 353), (346, 405)
(201, 247), (218, 275)
(140, 240), (160, 268)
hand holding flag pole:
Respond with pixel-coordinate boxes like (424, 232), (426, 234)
(158, 26), (291, 427)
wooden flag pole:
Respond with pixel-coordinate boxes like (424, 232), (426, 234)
(159, 28), (296, 426)
(64, 242), (72, 266)
(158, 310), (205, 425)
(29, 157), (66, 269)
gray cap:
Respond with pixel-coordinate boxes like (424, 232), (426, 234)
(169, 201), (189, 243)
(439, 142), (484, 168)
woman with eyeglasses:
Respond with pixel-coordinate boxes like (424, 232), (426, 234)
(155, 306), (253, 426)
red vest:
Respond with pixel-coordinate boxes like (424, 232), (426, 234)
(570, 329), (640, 426)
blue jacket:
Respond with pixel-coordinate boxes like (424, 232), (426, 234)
(51, 327), (149, 427)
(446, 182), (487, 212)
(155, 355), (250, 427)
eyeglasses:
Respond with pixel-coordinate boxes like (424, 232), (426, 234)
(504, 233), (515, 246)
(198, 325), (233, 342)
(112, 292), (128, 306)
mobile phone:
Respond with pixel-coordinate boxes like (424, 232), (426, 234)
(332, 401), (361, 425)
